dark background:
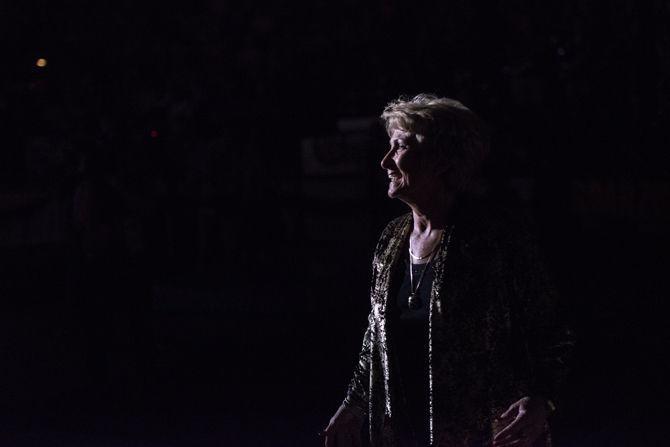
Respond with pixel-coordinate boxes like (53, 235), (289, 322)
(1, 0), (668, 445)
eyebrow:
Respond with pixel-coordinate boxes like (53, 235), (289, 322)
(389, 138), (405, 149)
(390, 134), (413, 145)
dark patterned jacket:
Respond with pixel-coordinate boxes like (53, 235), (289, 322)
(342, 199), (574, 447)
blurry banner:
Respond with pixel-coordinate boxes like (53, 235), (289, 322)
(300, 116), (376, 200)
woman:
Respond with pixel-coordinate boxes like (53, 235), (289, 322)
(323, 94), (573, 447)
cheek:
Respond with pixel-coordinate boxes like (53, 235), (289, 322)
(396, 154), (418, 172)
(398, 159), (422, 180)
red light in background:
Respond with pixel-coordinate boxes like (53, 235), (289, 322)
(150, 130), (159, 138)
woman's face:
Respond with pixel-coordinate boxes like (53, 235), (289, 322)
(381, 127), (443, 202)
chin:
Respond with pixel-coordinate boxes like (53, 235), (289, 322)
(387, 187), (405, 200)
(387, 181), (412, 200)
(387, 186), (399, 198)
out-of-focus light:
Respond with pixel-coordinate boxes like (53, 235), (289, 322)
(36, 58), (48, 68)
(557, 47), (566, 57)
(150, 129), (159, 138)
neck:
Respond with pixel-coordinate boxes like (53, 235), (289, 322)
(407, 189), (456, 235)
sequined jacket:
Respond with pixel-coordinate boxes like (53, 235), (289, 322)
(342, 200), (574, 447)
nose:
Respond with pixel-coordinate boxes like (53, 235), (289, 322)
(380, 148), (394, 170)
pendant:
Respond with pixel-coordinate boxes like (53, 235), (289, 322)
(408, 293), (419, 310)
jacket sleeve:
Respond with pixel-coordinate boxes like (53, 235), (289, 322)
(341, 232), (387, 417)
(341, 309), (374, 416)
(510, 220), (575, 411)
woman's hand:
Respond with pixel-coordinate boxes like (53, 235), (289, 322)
(322, 404), (365, 447)
(492, 396), (549, 447)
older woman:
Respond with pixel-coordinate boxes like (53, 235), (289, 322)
(323, 94), (573, 447)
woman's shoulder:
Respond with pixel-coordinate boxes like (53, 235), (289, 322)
(371, 213), (412, 257)
(380, 213), (412, 237)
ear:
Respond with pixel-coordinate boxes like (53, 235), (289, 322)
(434, 153), (452, 176)
(421, 138), (450, 175)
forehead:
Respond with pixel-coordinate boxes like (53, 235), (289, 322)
(389, 127), (425, 144)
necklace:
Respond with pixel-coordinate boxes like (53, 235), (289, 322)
(408, 229), (444, 260)
(409, 244), (438, 260)
(407, 226), (453, 310)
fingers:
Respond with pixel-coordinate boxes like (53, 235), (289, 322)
(499, 405), (515, 421)
(499, 400), (520, 420)
(493, 415), (525, 442)
(493, 423), (543, 447)
(493, 438), (526, 447)
(492, 428), (529, 447)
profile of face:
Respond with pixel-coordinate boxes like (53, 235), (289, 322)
(380, 127), (445, 203)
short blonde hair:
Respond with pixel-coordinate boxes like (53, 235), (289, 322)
(381, 93), (489, 193)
